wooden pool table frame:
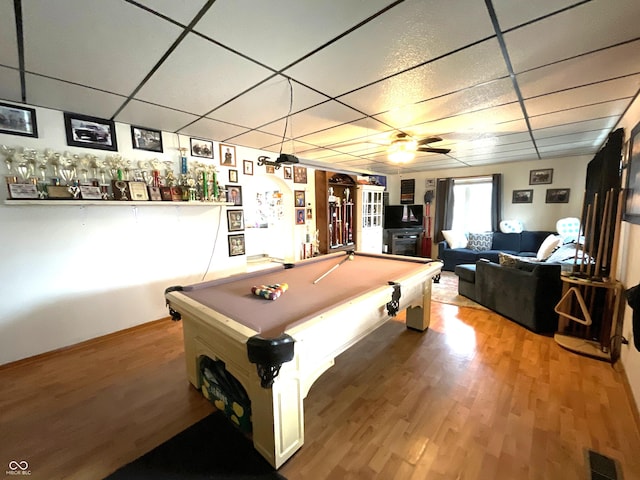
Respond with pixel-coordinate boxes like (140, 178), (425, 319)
(165, 253), (442, 468)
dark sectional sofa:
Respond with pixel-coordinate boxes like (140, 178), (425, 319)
(455, 260), (562, 334)
(437, 230), (555, 271)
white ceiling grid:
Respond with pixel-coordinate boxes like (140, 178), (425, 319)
(0, 0), (638, 174)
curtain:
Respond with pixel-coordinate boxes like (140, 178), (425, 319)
(434, 178), (454, 242)
(491, 173), (502, 231)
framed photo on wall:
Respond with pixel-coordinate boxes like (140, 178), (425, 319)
(624, 120), (640, 224)
(294, 190), (305, 207)
(293, 166), (307, 184)
(295, 208), (306, 225)
(64, 112), (117, 151)
(220, 144), (236, 167)
(190, 138), (213, 158)
(229, 169), (238, 183)
(529, 168), (553, 185)
(0, 102), (38, 137)
(284, 167), (292, 180)
(228, 234), (246, 256)
(545, 188), (570, 203)
(512, 189), (533, 204)
(227, 209), (244, 232)
(226, 185), (243, 206)
(243, 160), (253, 176)
(131, 126), (163, 152)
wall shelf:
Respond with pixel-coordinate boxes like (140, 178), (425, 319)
(4, 199), (234, 207)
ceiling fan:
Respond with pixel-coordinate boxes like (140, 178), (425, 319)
(387, 132), (451, 163)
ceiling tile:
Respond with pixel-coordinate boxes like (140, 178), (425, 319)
(0, 67), (22, 103)
(284, 0), (496, 97)
(533, 116), (619, 140)
(504, 0), (640, 73)
(194, 0), (396, 70)
(207, 77), (328, 130)
(135, 0), (209, 26)
(524, 74), (640, 117)
(517, 40), (640, 98)
(338, 39), (510, 114)
(114, 100), (200, 134)
(535, 131), (606, 148)
(259, 101), (365, 137)
(492, 0), (578, 31)
(372, 78), (518, 128)
(0, 1), (18, 67)
(539, 148), (595, 159)
(528, 98), (630, 130)
(295, 118), (390, 148)
(25, 74), (126, 119)
(227, 130), (284, 151)
(22, 0), (183, 95)
(178, 117), (250, 143)
(135, 33), (273, 116)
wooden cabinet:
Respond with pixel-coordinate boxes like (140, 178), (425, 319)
(314, 171), (357, 254)
(356, 184), (384, 253)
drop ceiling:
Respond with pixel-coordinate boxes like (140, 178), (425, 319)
(1, 0), (638, 175)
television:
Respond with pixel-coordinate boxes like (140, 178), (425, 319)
(384, 204), (423, 229)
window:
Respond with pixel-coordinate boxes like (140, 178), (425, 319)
(451, 176), (493, 233)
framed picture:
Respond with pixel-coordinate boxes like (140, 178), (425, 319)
(228, 234), (246, 256)
(529, 168), (553, 185)
(284, 167), (292, 180)
(0, 102), (38, 137)
(190, 138), (213, 158)
(220, 143), (236, 167)
(226, 185), (242, 206)
(294, 190), (305, 207)
(512, 189), (533, 204)
(306, 208), (313, 219)
(293, 166), (307, 184)
(243, 160), (253, 175)
(624, 121), (640, 225)
(546, 188), (570, 203)
(266, 165), (275, 174)
(229, 169), (238, 183)
(227, 209), (245, 232)
(64, 112), (117, 151)
(295, 208), (306, 225)
(131, 126), (163, 153)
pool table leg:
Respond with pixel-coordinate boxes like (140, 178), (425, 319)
(405, 278), (432, 331)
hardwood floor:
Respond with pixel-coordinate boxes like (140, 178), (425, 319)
(1, 303), (639, 479)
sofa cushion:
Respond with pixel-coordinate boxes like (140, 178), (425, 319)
(499, 219), (524, 233)
(498, 252), (520, 267)
(520, 231), (555, 253)
(492, 232), (521, 252)
(454, 264), (476, 283)
(442, 230), (468, 249)
(536, 234), (563, 260)
(467, 232), (493, 251)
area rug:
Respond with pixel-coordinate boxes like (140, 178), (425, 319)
(105, 412), (286, 480)
(432, 271), (487, 310)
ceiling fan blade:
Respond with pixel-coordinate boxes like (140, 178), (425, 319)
(416, 136), (443, 146)
(418, 147), (451, 154)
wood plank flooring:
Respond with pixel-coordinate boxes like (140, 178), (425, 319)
(1, 303), (639, 479)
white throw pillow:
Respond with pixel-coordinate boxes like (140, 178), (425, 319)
(536, 234), (563, 261)
(442, 230), (468, 249)
(500, 220), (524, 233)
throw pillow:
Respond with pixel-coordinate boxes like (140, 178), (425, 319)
(442, 230), (468, 249)
(467, 232), (493, 251)
(536, 234), (563, 261)
(499, 220), (524, 233)
(498, 252), (519, 267)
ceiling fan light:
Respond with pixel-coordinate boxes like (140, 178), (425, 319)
(388, 139), (416, 163)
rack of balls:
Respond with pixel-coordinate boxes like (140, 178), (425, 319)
(251, 283), (289, 300)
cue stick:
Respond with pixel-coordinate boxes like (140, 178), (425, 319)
(573, 191), (587, 274)
(313, 251), (355, 284)
(579, 203), (592, 275)
(593, 189), (610, 279)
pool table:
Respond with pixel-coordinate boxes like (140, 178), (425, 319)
(164, 251), (441, 468)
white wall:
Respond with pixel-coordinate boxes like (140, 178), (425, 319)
(0, 105), (316, 365)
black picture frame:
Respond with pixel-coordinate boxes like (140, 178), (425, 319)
(624, 121), (640, 225)
(190, 138), (213, 158)
(0, 102), (38, 137)
(64, 112), (117, 151)
(243, 160), (253, 176)
(529, 168), (553, 185)
(229, 169), (238, 183)
(131, 126), (163, 153)
(228, 234), (245, 256)
(226, 185), (243, 206)
(546, 188), (570, 203)
(227, 209), (244, 232)
(512, 189), (533, 204)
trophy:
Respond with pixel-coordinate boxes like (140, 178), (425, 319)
(114, 180), (128, 200)
(1, 145), (17, 173)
